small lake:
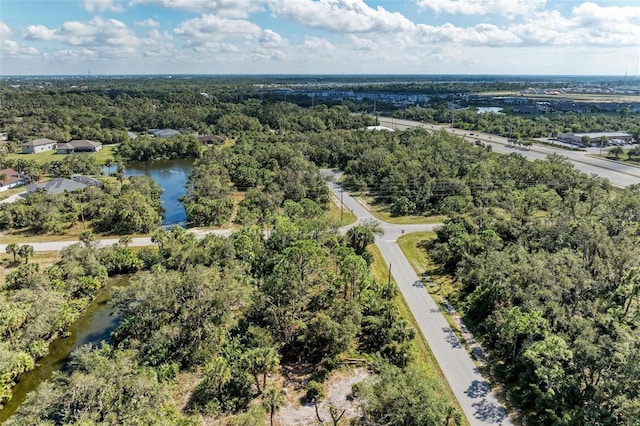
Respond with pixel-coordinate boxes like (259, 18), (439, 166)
(111, 159), (193, 226)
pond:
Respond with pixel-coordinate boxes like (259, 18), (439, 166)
(110, 159), (193, 226)
(0, 278), (128, 422)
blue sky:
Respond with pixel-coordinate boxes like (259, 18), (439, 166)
(1, 0), (639, 75)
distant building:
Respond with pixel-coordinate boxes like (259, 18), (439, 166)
(56, 140), (103, 154)
(198, 134), (226, 144)
(0, 168), (30, 192)
(23, 138), (57, 154)
(557, 132), (634, 145)
(27, 178), (87, 195)
(365, 125), (395, 132)
(150, 129), (181, 138)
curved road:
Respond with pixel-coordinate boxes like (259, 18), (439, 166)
(322, 170), (511, 426)
(378, 117), (640, 188)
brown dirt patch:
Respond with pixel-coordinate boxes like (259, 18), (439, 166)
(276, 367), (369, 426)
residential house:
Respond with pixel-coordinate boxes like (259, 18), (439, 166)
(198, 134), (226, 144)
(27, 178), (87, 195)
(150, 129), (181, 138)
(71, 175), (103, 188)
(22, 138), (57, 154)
(0, 168), (30, 192)
(56, 140), (103, 154)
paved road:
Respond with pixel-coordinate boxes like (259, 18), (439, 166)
(378, 117), (640, 188)
(0, 228), (232, 253)
(322, 170), (511, 426)
(0, 191), (27, 204)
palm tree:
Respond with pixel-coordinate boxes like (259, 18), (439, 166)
(207, 356), (231, 395)
(79, 230), (95, 248)
(18, 244), (34, 264)
(261, 387), (285, 426)
(0, 173), (7, 188)
(118, 235), (132, 247)
(5, 243), (19, 262)
(151, 228), (168, 250)
(104, 159), (114, 175)
(244, 346), (279, 393)
(609, 146), (624, 159)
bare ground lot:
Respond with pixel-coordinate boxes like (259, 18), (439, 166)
(277, 367), (369, 426)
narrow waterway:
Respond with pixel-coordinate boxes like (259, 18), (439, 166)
(107, 159), (193, 226)
(0, 278), (128, 422)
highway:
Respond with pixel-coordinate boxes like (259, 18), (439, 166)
(322, 170), (511, 426)
(378, 117), (640, 188)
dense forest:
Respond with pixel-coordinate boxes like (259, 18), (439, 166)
(4, 214), (459, 424)
(2, 78), (640, 424)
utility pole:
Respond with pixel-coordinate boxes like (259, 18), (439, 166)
(388, 262), (392, 287)
(340, 189), (344, 224)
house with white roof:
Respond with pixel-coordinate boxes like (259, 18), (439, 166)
(22, 138), (57, 154)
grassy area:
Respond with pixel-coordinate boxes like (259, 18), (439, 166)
(358, 195), (447, 224)
(0, 186), (27, 201)
(5, 145), (118, 165)
(396, 232), (460, 305)
(588, 152), (640, 169)
(367, 243), (469, 425)
(0, 251), (62, 282)
(326, 196), (357, 226)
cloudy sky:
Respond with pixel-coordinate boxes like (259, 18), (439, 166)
(1, 0), (640, 76)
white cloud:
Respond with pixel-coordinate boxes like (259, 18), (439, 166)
(174, 14), (262, 50)
(136, 18), (160, 28)
(507, 2), (640, 47)
(55, 47), (98, 58)
(25, 24), (57, 41)
(347, 35), (375, 51)
(83, 0), (125, 13)
(416, 0), (547, 17)
(302, 36), (334, 53)
(415, 22), (521, 46)
(1, 39), (40, 57)
(260, 29), (287, 48)
(0, 21), (12, 38)
(24, 17), (142, 59)
(270, 0), (416, 33)
(132, 0), (266, 18)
